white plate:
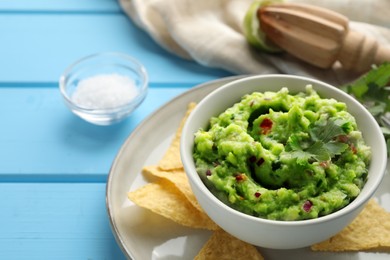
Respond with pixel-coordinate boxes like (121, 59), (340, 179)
(106, 76), (390, 260)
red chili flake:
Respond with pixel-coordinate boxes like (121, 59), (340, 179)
(350, 143), (357, 154)
(256, 158), (265, 166)
(319, 161), (329, 168)
(254, 192), (261, 198)
(235, 173), (246, 182)
(248, 156), (257, 163)
(260, 118), (273, 134)
(303, 200), (313, 212)
(337, 135), (349, 143)
(206, 169), (212, 176)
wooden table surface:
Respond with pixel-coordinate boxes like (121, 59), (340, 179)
(0, 1), (232, 259)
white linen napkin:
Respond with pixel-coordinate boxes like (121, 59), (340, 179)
(119, 0), (390, 85)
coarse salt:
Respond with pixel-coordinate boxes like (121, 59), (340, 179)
(71, 73), (139, 109)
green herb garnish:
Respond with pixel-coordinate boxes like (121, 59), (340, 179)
(341, 62), (390, 154)
(288, 118), (349, 164)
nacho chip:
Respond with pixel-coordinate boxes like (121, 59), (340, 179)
(128, 178), (217, 230)
(142, 165), (203, 212)
(195, 229), (264, 260)
(158, 102), (196, 171)
(311, 199), (390, 251)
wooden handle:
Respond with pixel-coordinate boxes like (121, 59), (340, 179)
(339, 30), (390, 72)
(258, 3), (390, 72)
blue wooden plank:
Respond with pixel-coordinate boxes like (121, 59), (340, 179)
(0, 183), (125, 260)
(0, 85), (188, 179)
(0, 2), (233, 260)
(0, 0), (121, 12)
(0, 14), (232, 84)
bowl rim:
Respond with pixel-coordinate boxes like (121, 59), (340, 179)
(181, 74), (387, 226)
(59, 52), (149, 114)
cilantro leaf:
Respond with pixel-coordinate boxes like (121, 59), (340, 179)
(342, 63), (390, 118)
(288, 119), (349, 164)
(324, 141), (349, 157)
(310, 118), (348, 143)
(341, 62), (390, 156)
(288, 135), (313, 165)
(341, 62), (390, 101)
(305, 141), (331, 162)
(289, 149), (312, 165)
(288, 139), (332, 164)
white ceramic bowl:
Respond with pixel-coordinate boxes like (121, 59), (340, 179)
(59, 52), (148, 126)
(180, 74), (387, 249)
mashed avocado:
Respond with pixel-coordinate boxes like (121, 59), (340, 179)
(193, 86), (371, 221)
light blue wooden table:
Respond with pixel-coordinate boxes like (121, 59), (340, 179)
(0, 1), (232, 259)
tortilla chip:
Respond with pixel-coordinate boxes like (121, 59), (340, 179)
(311, 199), (390, 251)
(195, 229), (264, 260)
(158, 102), (196, 171)
(142, 165), (203, 212)
(128, 178), (218, 230)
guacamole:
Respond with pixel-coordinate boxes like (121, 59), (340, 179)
(193, 86), (371, 221)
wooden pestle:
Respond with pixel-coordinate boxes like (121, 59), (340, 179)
(258, 3), (390, 72)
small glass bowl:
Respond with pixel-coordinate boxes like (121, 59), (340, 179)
(59, 52), (148, 126)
